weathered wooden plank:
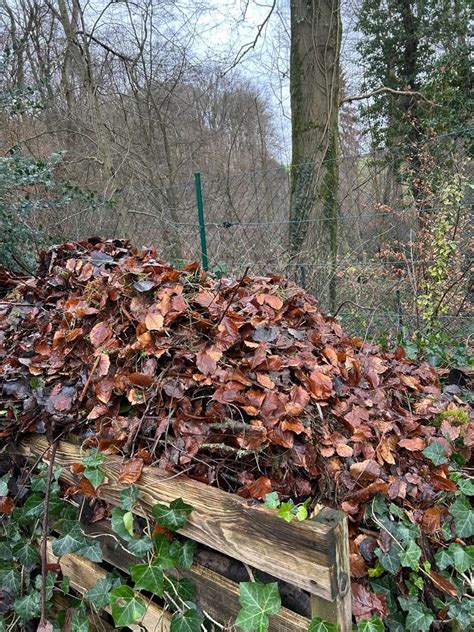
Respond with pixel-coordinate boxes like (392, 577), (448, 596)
(310, 508), (352, 632)
(83, 520), (312, 631)
(19, 435), (344, 600)
(46, 539), (171, 631)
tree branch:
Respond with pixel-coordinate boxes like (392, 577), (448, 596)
(341, 86), (438, 107)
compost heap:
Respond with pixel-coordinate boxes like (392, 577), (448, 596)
(1, 239), (472, 622)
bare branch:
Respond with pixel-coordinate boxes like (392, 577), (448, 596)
(341, 86), (438, 106)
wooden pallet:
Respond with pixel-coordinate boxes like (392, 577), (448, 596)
(18, 435), (352, 631)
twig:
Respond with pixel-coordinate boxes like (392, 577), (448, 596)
(214, 267), (249, 328)
(77, 354), (101, 405)
(39, 440), (58, 628)
(243, 563), (255, 582)
(198, 443), (268, 457)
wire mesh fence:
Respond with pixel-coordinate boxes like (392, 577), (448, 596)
(49, 135), (473, 344)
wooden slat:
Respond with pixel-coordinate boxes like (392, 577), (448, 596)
(19, 435), (346, 601)
(83, 520), (312, 632)
(52, 593), (115, 632)
(47, 539), (171, 631)
(310, 508), (352, 632)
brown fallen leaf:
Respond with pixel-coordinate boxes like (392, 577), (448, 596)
(118, 458), (144, 484)
(350, 459), (382, 481)
(399, 437), (426, 451)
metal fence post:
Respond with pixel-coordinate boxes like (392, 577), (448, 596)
(194, 172), (208, 271)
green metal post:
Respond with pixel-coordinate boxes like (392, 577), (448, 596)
(194, 172), (208, 271)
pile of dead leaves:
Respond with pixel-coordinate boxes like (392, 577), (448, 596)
(1, 239), (472, 625)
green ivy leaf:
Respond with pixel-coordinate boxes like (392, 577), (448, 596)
(235, 582), (281, 632)
(20, 494), (44, 520)
(111, 507), (134, 541)
(263, 492), (280, 509)
(308, 616), (338, 631)
(375, 544), (401, 574)
(357, 617), (384, 632)
(404, 603), (434, 631)
(81, 449), (106, 468)
(367, 561), (384, 578)
(448, 600), (474, 628)
(0, 564), (21, 594)
(167, 577), (195, 602)
(71, 607), (90, 632)
(296, 505), (308, 521)
(34, 571), (55, 601)
(151, 498), (193, 531)
(170, 608), (204, 632)
(13, 541), (39, 567)
(0, 475), (9, 496)
(170, 539), (196, 570)
(153, 534), (178, 569)
(447, 543), (474, 573)
(399, 540), (421, 571)
(422, 441), (448, 465)
(120, 485), (140, 511)
(450, 495), (474, 538)
(109, 585), (146, 627)
(456, 477), (474, 495)
(130, 562), (164, 597)
(123, 511), (134, 538)
(52, 524), (84, 557)
(60, 576), (70, 595)
(83, 466), (105, 490)
(0, 541), (13, 561)
(85, 575), (121, 609)
(277, 502), (294, 523)
(13, 591), (41, 620)
(126, 537), (154, 557)
(75, 539), (103, 563)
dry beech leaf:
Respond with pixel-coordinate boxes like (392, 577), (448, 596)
(308, 370), (332, 399)
(350, 459), (382, 481)
(118, 458), (144, 484)
(90, 321), (111, 347)
(399, 437), (426, 451)
(145, 312), (164, 331)
(196, 346), (222, 375)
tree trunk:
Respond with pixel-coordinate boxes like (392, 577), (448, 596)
(289, 0), (341, 311)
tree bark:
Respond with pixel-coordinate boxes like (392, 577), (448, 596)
(289, 0), (341, 311)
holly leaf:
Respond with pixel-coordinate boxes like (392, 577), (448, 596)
(399, 541), (421, 571)
(170, 608), (204, 632)
(235, 582), (281, 632)
(151, 498), (193, 531)
(263, 492), (280, 509)
(357, 617), (384, 632)
(404, 603), (434, 631)
(130, 562), (164, 597)
(85, 575), (121, 609)
(450, 495), (474, 538)
(109, 585), (146, 627)
(308, 616), (338, 631)
(422, 442), (448, 465)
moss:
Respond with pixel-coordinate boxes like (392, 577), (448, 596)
(435, 407), (469, 426)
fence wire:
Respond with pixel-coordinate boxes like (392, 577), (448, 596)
(51, 139), (473, 344)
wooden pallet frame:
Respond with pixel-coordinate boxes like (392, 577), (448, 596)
(18, 435), (352, 631)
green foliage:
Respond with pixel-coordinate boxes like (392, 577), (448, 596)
(357, 617), (384, 632)
(263, 492), (310, 522)
(151, 498), (193, 531)
(308, 617), (338, 631)
(109, 585), (146, 627)
(235, 582), (281, 632)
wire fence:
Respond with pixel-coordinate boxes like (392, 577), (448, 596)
(48, 135), (473, 343)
